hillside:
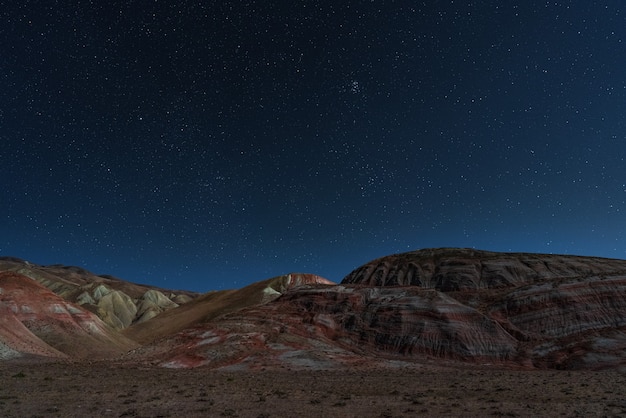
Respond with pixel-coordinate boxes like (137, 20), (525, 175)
(2, 249), (626, 370)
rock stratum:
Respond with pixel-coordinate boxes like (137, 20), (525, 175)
(2, 249), (626, 370)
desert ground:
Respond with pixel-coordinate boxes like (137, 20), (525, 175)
(1, 360), (625, 417)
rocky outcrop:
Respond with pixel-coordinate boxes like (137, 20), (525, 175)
(135, 290), (179, 323)
(139, 249), (626, 370)
(280, 285), (518, 360)
(97, 290), (138, 330)
(488, 275), (626, 368)
(78, 285), (181, 330)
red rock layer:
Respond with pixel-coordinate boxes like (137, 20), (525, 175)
(278, 285), (519, 360)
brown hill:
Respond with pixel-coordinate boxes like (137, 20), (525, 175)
(131, 284), (518, 369)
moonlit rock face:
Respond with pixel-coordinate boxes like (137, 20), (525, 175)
(97, 291), (138, 330)
(76, 291), (95, 305)
(49, 304), (69, 314)
(92, 284), (112, 301)
(0, 341), (21, 360)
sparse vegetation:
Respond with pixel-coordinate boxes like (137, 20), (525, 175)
(0, 360), (624, 417)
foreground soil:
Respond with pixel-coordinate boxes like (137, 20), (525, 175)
(1, 361), (625, 417)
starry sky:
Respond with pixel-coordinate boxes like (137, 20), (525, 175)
(1, 1), (625, 292)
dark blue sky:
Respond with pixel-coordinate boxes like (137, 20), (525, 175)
(2, 1), (625, 292)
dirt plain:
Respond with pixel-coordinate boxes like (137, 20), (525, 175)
(1, 360), (625, 418)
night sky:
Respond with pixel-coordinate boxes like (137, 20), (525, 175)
(2, 1), (625, 292)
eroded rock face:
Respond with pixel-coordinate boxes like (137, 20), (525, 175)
(488, 275), (626, 368)
(281, 286), (518, 360)
(97, 291), (138, 330)
(123, 273), (335, 345)
(135, 290), (180, 324)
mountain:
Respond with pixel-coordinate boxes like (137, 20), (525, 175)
(340, 248), (626, 369)
(0, 271), (137, 360)
(0, 257), (198, 330)
(2, 249), (626, 370)
(122, 273), (334, 345)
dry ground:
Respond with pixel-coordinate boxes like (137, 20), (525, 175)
(1, 360), (625, 417)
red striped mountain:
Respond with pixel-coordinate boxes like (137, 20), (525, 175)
(339, 248), (626, 368)
(2, 249), (626, 370)
(0, 257), (198, 330)
(0, 271), (137, 360)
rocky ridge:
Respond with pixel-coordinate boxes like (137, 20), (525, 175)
(342, 248), (626, 289)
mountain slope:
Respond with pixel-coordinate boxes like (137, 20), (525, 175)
(132, 284), (520, 369)
(342, 248), (626, 289)
(0, 272), (138, 359)
(123, 273), (334, 345)
(0, 257), (198, 330)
